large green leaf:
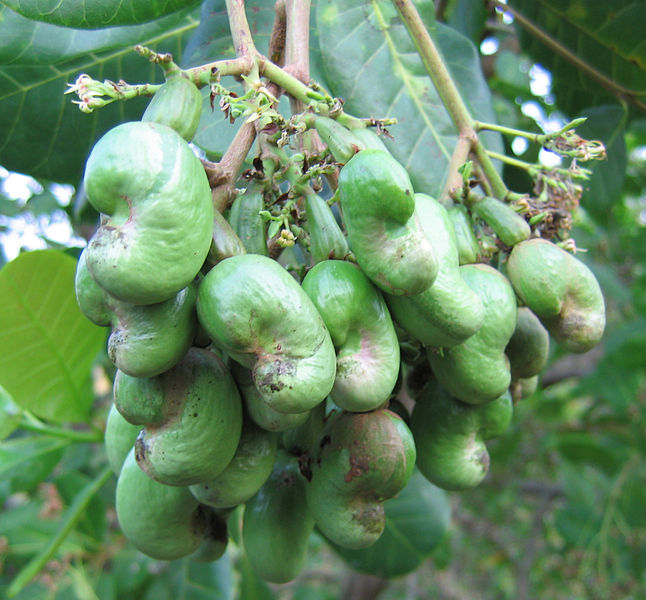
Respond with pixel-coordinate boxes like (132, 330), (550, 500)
(316, 0), (502, 198)
(0, 436), (68, 480)
(0, 250), (105, 423)
(0, 5), (200, 183)
(330, 470), (451, 577)
(0, 0), (200, 29)
(509, 0), (646, 117)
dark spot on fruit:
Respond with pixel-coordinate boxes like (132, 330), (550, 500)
(320, 435), (331, 449)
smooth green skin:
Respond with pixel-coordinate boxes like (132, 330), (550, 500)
(197, 254), (337, 414)
(506, 307), (550, 380)
(228, 185), (268, 256)
(189, 417), (277, 509)
(141, 74), (203, 142)
(306, 409), (416, 549)
(116, 448), (206, 560)
(428, 264), (517, 404)
(471, 196), (531, 247)
(314, 116), (363, 164)
(447, 204), (479, 265)
(104, 403), (141, 476)
(302, 260), (400, 412)
(75, 249), (197, 378)
(121, 348), (243, 486)
(338, 150), (438, 296)
(84, 121), (213, 305)
(411, 382), (513, 491)
(304, 193), (349, 263)
(387, 195), (485, 348)
(243, 450), (314, 583)
(114, 368), (167, 426)
(232, 364), (310, 432)
(204, 210), (247, 269)
(507, 239), (605, 353)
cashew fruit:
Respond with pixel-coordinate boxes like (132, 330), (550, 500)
(510, 375), (538, 402)
(306, 409), (416, 549)
(506, 307), (550, 380)
(242, 450), (314, 583)
(83, 121), (213, 305)
(75, 249), (197, 378)
(190, 510), (229, 562)
(304, 192), (349, 263)
(337, 149), (438, 296)
(281, 401), (327, 457)
(471, 196), (530, 247)
(141, 73), (203, 141)
(104, 403), (140, 476)
(428, 264), (517, 404)
(411, 381), (513, 490)
(302, 260), (399, 412)
(116, 348), (243, 486)
(313, 115), (362, 164)
(228, 184), (268, 256)
(189, 416), (277, 509)
(386, 194), (485, 348)
(197, 254), (336, 414)
(232, 364), (310, 432)
(116, 448), (210, 560)
(506, 239), (605, 353)
(447, 204), (479, 265)
(204, 210), (247, 269)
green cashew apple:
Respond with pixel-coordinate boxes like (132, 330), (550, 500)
(428, 264), (517, 404)
(232, 364), (310, 432)
(75, 249), (197, 378)
(189, 416), (277, 509)
(471, 196), (530, 247)
(242, 450), (314, 583)
(141, 73), (203, 141)
(104, 403), (141, 475)
(228, 184), (268, 256)
(281, 401), (327, 457)
(204, 210), (247, 269)
(306, 409), (416, 549)
(510, 375), (539, 402)
(506, 307), (550, 380)
(447, 204), (479, 265)
(115, 348), (242, 486)
(116, 448), (210, 560)
(302, 260), (400, 412)
(197, 254), (337, 414)
(83, 121), (213, 305)
(386, 194), (485, 348)
(506, 239), (605, 353)
(411, 381), (513, 490)
(304, 192), (349, 263)
(337, 149), (438, 296)
(313, 115), (363, 164)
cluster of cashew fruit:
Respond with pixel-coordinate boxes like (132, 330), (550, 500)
(78, 70), (605, 583)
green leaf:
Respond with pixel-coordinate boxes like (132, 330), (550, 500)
(0, 436), (68, 480)
(55, 471), (107, 542)
(576, 105), (627, 221)
(0, 250), (105, 423)
(510, 0), (646, 117)
(330, 470), (451, 577)
(0, 6), (200, 183)
(445, 0), (487, 44)
(0, 384), (20, 440)
(316, 0), (503, 198)
(0, 0), (201, 29)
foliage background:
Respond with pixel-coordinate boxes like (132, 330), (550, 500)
(0, 0), (645, 598)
